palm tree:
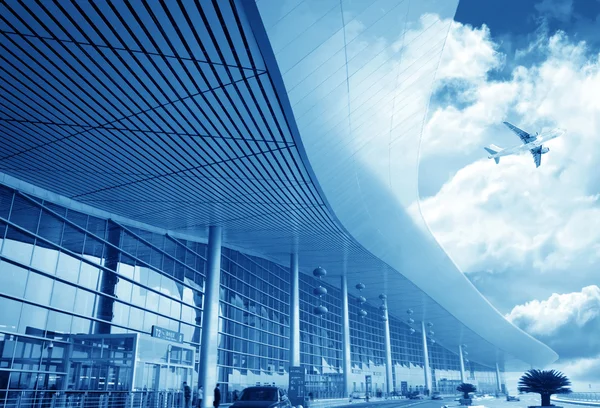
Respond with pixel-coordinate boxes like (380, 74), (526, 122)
(457, 383), (477, 400)
(518, 369), (572, 406)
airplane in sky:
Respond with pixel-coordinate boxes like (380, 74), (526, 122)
(484, 122), (565, 168)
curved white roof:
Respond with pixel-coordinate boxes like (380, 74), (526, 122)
(256, 0), (558, 369)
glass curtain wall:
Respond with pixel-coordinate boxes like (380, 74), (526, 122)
(0, 184), (207, 406)
(218, 249), (291, 401)
(299, 274), (343, 399)
(0, 182), (503, 404)
(347, 295), (386, 396)
(389, 315), (426, 394)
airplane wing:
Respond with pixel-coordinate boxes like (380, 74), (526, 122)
(503, 121), (536, 144)
(530, 146), (542, 168)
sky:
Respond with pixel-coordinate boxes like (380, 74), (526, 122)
(416, 0), (600, 391)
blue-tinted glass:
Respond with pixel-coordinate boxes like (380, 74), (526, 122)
(50, 281), (76, 311)
(0, 185), (14, 219)
(9, 195), (40, 234)
(0, 295), (22, 333)
(46, 310), (73, 333)
(3, 229), (34, 264)
(79, 259), (101, 290)
(55, 252), (80, 282)
(74, 288), (95, 318)
(36, 209), (64, 246)
(18, 303), (48, 334)
(24, 272), (53, 305)
(0, 260), (28, 298)
(30, 245), (59, 274)
(66, 209), (88, 228)
(61, 224), (85, 254)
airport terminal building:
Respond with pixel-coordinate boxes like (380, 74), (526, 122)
(0, 1), (557, 407)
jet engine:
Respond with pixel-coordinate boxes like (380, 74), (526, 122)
(541, 147), (550, 154)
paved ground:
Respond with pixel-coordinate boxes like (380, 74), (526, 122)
(333, 394), (542, 408)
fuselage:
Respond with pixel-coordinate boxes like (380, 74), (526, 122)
(488, 130), (561, 159)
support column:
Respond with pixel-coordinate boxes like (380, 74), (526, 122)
(459, 345), (466, 383)
(382, 301), (393, 396)
(290, 253), (300, 367)
(421, 321), (432, 394)
(199, 226), (222, 408)
(341, 275), (351, 396)
(96, 221), (122, 334)
(496, 362), (502, 393)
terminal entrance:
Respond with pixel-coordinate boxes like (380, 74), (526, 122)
(66, 332), (195, 392)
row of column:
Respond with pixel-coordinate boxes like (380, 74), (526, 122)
(197, 227), (503, 407)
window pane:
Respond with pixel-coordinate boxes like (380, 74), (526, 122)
(50, 281), (76, 312)
(37, 210), (64, 246)
(2, 236), (33, 265)
(46, 310), (73, 333)
(30, 245), (59, 274)
(0, 297), (22, 331)
(74, 289), (96, 318)
(18, 303), (48, 334)
(56, 252), (80, 282)
(0, 261), (28, 298)
(24, 272), (53, 305)
(9, 195), (40, 233)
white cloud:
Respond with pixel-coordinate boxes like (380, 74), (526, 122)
(506, 286), (600, 336)
(436, 22), (504, 81)
(414, 31), (600, 281)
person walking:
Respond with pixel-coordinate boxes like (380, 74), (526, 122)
(213, 384), (221, 408)
(183, 382), (192, 408)
(197, 386), (204, 408)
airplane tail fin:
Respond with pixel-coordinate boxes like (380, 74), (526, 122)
(484, 144), (502, 164)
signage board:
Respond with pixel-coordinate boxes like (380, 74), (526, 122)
(151, 325), (184, 343)
(288, 366), (306, 407)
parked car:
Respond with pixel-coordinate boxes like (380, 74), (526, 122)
(230, 386), (292, 408)
(432, 392), (443, 400)
(409, 394), (424, 400)
(506, 395), (520, 402)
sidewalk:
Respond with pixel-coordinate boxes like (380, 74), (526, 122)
(553, 397), (600, 407)
(308, 397), (426, 408)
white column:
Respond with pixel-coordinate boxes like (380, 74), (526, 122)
(496, 362), (502, 393)
(383, 302), (393, 396)
(421, 321), (432, 394)
(341, 275), (351, 396)
(199, 226), (222, 408)
(459, 345), (466, 383)
(290, 253), (300, 367)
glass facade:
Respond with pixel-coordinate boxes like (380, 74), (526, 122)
(0, 183), (501, 406)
